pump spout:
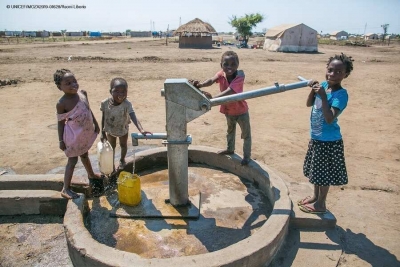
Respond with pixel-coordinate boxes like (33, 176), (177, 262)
(131, 133), (167, 146)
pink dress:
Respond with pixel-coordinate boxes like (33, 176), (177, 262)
(57, 91), (97, 157)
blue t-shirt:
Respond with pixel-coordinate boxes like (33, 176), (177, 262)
(310, 81), (348, 141)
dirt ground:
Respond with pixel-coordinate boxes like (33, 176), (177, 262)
(0, 37), (399, 266)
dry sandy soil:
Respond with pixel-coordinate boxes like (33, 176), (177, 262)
(0, 37), (399, 266)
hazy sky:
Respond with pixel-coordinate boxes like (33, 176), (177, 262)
(1, 0), (399, 34)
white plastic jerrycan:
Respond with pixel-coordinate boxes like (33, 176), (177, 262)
(97, 141), (114, 175)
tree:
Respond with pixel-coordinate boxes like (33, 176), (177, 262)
(381, 24), (389, 41)
(229, 13), (264, 46)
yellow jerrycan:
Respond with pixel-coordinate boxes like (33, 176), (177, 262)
(117, 171), (141, 206)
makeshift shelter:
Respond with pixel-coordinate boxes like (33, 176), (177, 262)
(36, 31), (50, 37)
(385, 34), (396, 40)
(263, 23), (318, 52)
(130, 31), (151, 37)
(174, 18), (217, 49)
(66, 31), (84, 37)
(22, 31), (36, 37)
(330, 31), (348, 40)
(365, 33), (378, 40)
(89, 31), (101, 37)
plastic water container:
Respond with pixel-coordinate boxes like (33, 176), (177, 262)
(97, 141), (114, 175)
(117, 171), (141, 206)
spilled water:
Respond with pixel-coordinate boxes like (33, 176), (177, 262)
(85, 164), (273, 259)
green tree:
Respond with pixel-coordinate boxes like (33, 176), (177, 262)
(229, 13), (264, 46)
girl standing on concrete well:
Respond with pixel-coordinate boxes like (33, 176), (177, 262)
(298, 53), (354, 214)
(54, 69), (102, 199)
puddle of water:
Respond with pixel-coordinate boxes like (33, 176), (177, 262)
(85, 164), (272, 259)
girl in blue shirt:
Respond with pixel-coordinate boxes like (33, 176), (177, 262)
(298, 53), (354, 214)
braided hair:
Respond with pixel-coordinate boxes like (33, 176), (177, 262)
(53, 69), (73, 88)
(327, 53), (354, 75)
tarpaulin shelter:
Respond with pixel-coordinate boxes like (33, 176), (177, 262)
(263, 23), (318, 52)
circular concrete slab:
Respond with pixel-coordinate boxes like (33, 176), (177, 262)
(85, 165), (273, 258)
(64, 146), (291, 267)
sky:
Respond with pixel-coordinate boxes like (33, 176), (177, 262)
(1, 0), (399, 34)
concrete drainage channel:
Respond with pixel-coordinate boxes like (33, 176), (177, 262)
(63, 146), (291, 267)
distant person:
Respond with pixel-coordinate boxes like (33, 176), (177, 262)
(190, 51), (252, 165)
(54, 69), (102, 199)
(298, 53), (354, 214)
(100, 78), (152, 171)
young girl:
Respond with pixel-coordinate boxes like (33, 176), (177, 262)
(190, 51), (252, 166)
(54, 69), (102, 199)
(100, 78), (151, 170)
(298, 53), (354, 214)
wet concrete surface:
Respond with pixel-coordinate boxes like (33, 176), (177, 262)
(85, 164), (273, 259)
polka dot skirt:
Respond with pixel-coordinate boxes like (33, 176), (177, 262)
(303, 139), (348, 186)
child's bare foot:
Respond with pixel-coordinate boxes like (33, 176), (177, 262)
(61, 188), (79, 199)
(88, 173), (103, 180)
(297, 196), (317, 206)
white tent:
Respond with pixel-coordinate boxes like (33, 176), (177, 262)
(263, 23), (318, 52)
(365, 33), (378, 40)
(329, 31), (348, 40)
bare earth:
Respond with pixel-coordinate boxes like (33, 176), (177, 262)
(0, 37), (399, 266)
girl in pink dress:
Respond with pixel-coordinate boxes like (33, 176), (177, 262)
(54, 69), (101, 199)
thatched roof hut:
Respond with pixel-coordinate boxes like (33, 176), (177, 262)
(174, 18), (217, 49)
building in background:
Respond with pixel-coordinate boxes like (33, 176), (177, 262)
(174, 18), (217, 49)
(329, 31), (348, 40)
(263, 23), (318, 52)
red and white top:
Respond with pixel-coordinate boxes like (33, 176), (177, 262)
(215, 69), (248, 116)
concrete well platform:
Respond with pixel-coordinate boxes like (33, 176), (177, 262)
(0, 174), (91, 216)
(64, 146), (292, 267)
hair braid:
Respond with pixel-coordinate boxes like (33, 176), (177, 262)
(53, 69), (73, 88)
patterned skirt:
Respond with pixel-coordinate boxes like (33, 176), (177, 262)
(303, 139), (348, 186)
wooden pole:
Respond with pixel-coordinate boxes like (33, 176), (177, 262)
(166, 24), (169, 46)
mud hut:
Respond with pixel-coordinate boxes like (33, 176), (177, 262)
(174, 18), (217, 49)
(263, 23), (318, 52)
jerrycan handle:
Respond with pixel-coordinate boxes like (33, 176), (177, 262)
(117, 171), (132, 184)
(103, 140), (113, 151)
